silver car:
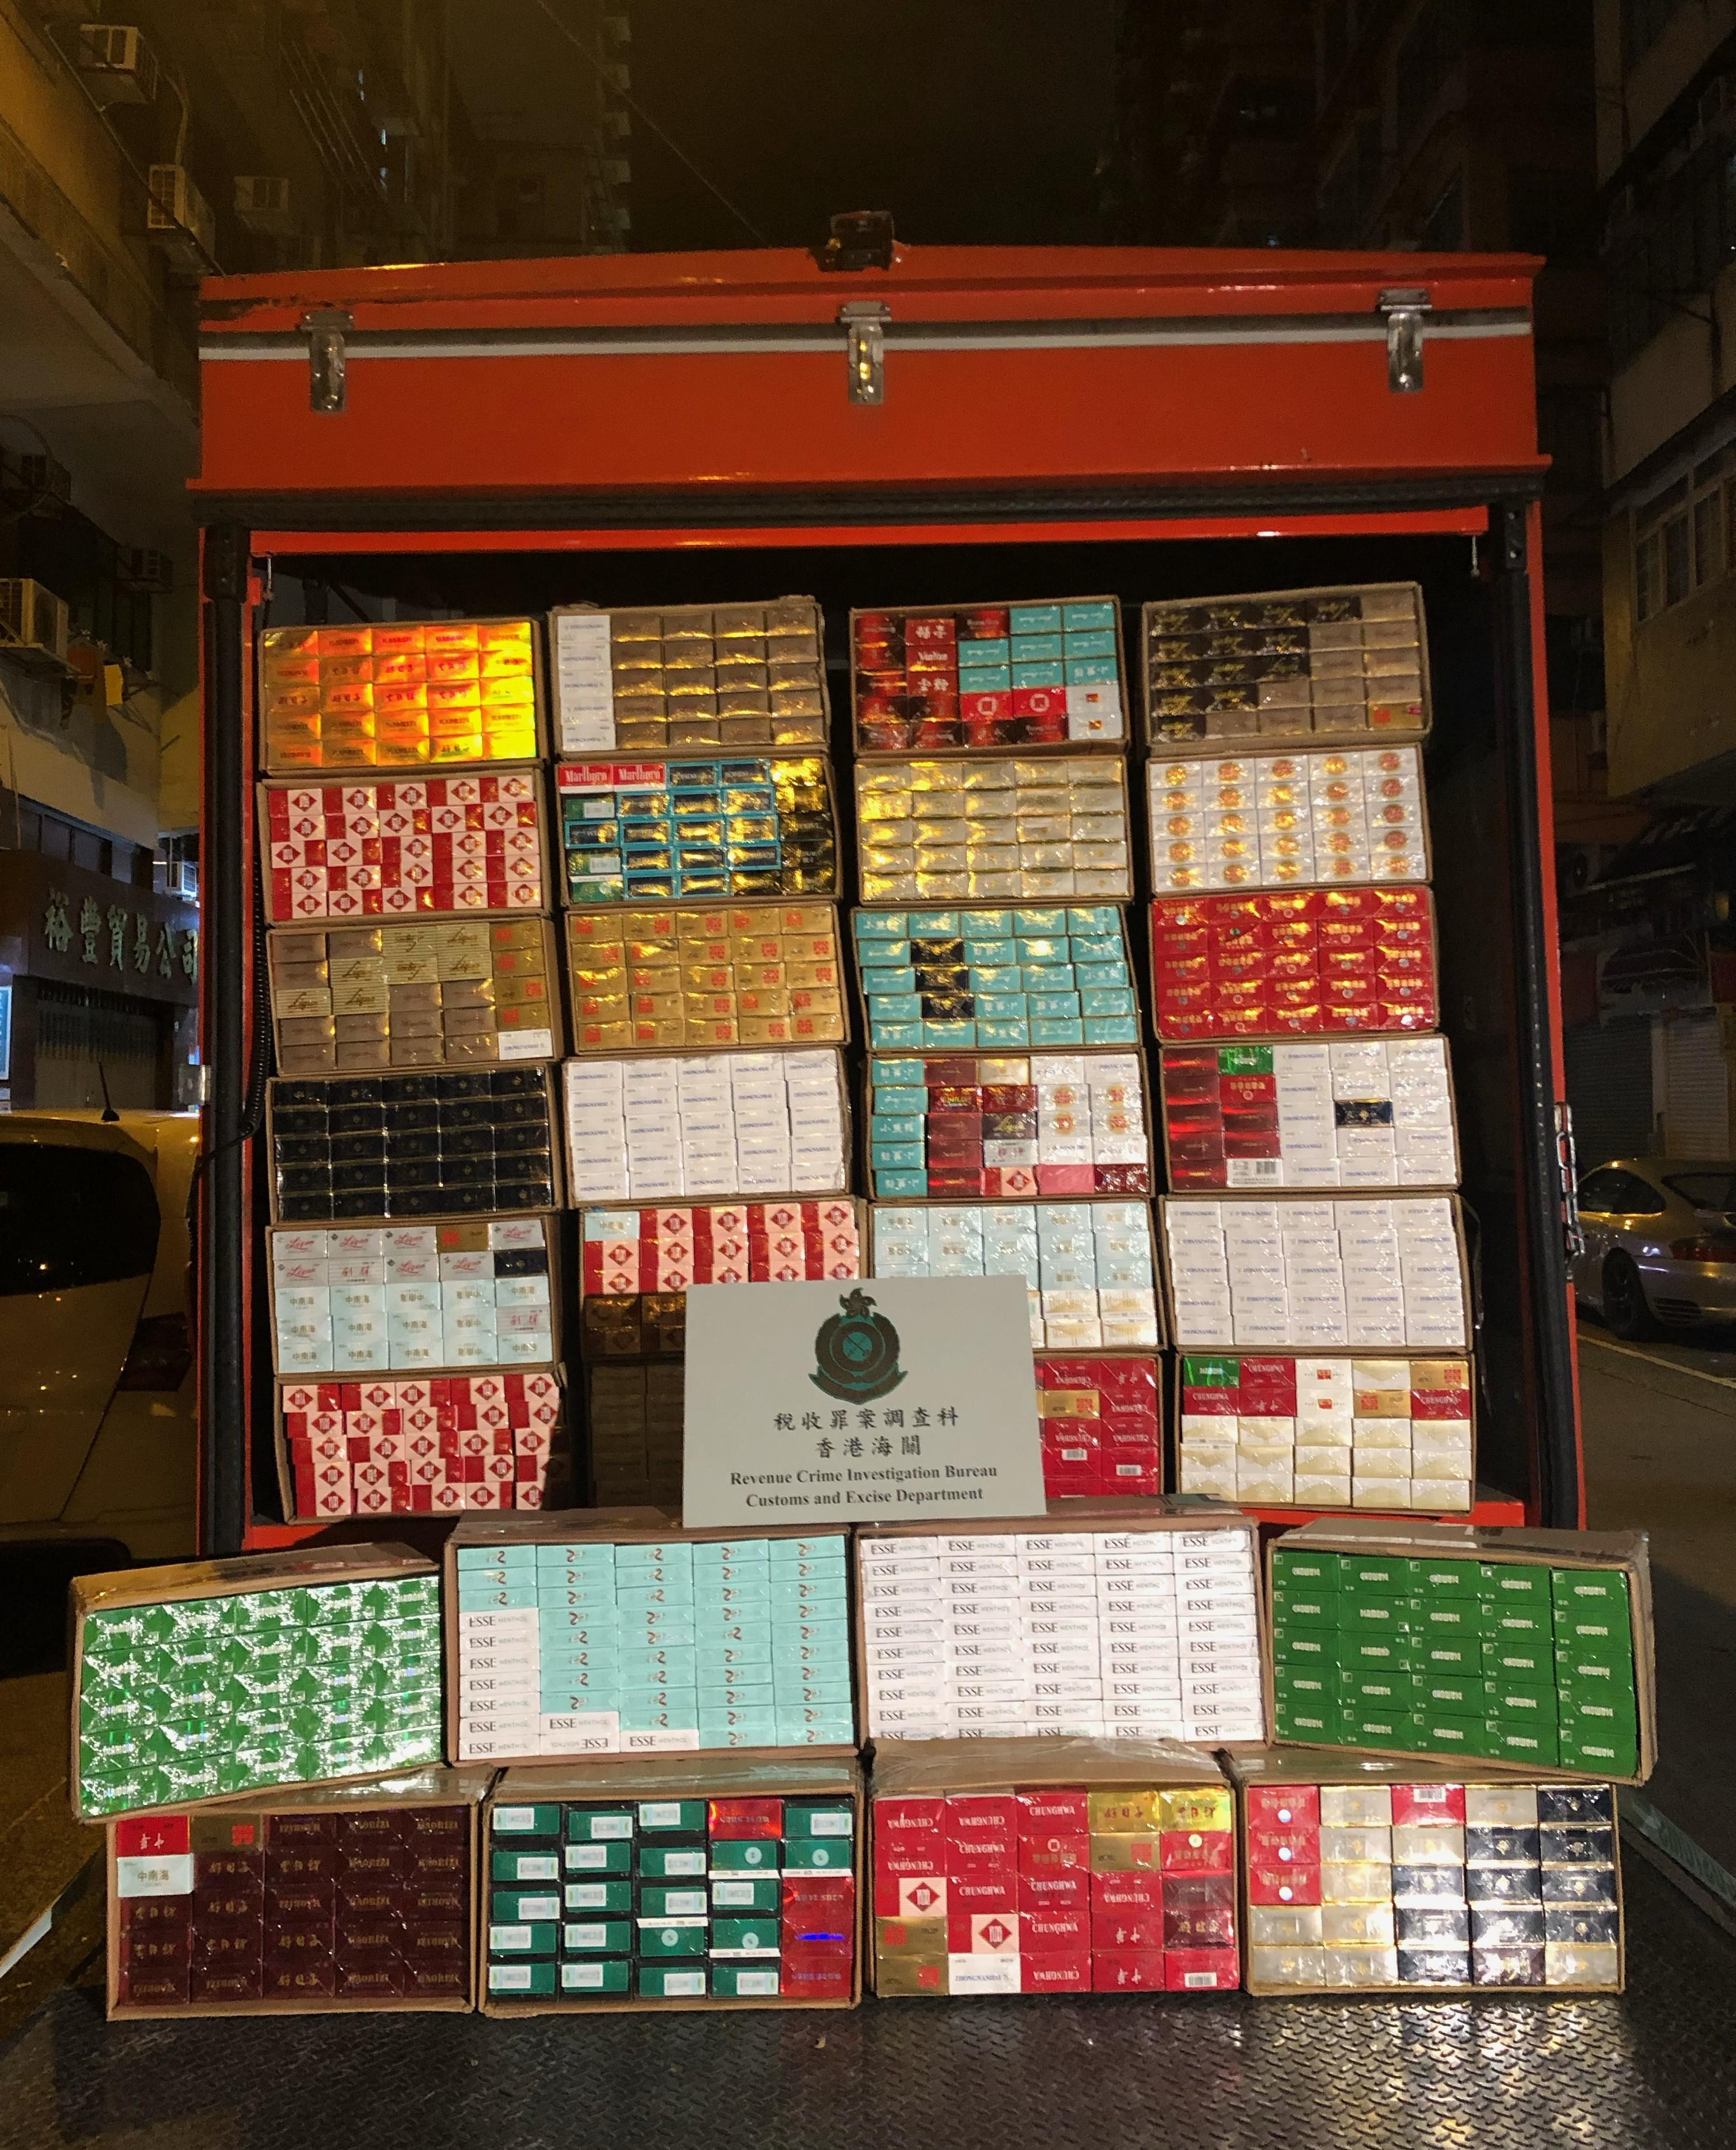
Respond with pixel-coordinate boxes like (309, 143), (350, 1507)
(1572, 1158), (1736, 1337)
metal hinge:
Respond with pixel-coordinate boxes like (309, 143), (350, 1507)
(302, 307), (354, 414)
(1557, 1101), (1585, 1259)
(1379, 286), (1431, 393)
(839, 300), (890, 404)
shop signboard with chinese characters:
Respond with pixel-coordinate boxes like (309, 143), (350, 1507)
(681, 1273), (1047, 1527)
(0, 853), (197, 1004)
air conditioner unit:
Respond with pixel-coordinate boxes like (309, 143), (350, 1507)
(77, 22), (159, 107)
(117, 547), (174, 594)
(0, 579), (71, 665)
(602, 13), (630, 40)
(603, 157), (630, 187)
(147, 164), (217, 278)
(234, 174), (297, 236)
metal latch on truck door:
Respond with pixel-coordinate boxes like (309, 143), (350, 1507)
(1379, 287), (1432, 393)
(301, 308), (354, 414)
(1557, 1102), (1586, 1260)
(839, 301), (890, 405)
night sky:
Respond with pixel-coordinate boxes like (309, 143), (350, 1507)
(452, 0), (1118, 251)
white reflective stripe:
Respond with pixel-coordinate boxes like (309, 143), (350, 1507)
(200, 314), (1529, 363)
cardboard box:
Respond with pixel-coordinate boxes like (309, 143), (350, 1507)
(1264, 1519), (1655, 1785)
(1149, 887), (1441, 1043)
(261, 770), (550, 926)
(480, 1751), (861, 2014)
(868, 1197), (1163, 1353)
(259, 616), (545, 777)
(1148, 743), (1431, 896)
(267, 1214), (561, 1385)
(863, 1045), (1153, 1202)
(851, 902), (1140, 1055)
(563, 1047), (853, 1206)
(266, 916), (563, 1076)
(549, 599), (831, 759)
(1224, 1745), (1623, 1996)
(575, 1198), (867, 1363)
(265, 1064), (563, 1228)
(1158, 1193), (1473, 1355)
(105, 1764), (492, 2018)
(856, 754), (1135, 905)
(71, 1545), (442, 1822)
(555, 753), (840, 907)
(850, 597), (1129, 757)
(275, 1367), (566, 1523)
(1171, 1351), (1475, 1518)
(1143, 583), (1431, 752)
(1036, 1355), (1163, 1501)
(868, 1736), (1237, 1997)
(584, 1363), (685, 1508)
(854, 1500), (1265, 1746)
(565, 898), (849, 1053)
(445, 1512), (857, 1768)
(1157, 1037), (1459, 1192)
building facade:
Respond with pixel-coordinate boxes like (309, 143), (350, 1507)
(1570, 0), (1736, 1161)
(1, 1), (637, 1107)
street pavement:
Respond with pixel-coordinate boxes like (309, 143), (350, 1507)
(1577, 1312), (1736, 1872)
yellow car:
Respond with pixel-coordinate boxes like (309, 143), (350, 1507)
(0, 1110), (198, 1564)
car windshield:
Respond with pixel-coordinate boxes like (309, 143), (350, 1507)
(1663, 1172), (1736, 1211)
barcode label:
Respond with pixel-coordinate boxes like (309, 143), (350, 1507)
(1227, 1158), (1284, 1186)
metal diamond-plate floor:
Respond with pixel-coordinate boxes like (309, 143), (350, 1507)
(1, 1857), (1731, 2150)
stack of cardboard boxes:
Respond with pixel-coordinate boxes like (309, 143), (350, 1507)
(547, 598), (851, 1507)
(1151, 586), (1476, 1519)
(256, 622), (567, 1522)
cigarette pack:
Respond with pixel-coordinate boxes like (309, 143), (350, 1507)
(857, 755), (1133, 903)
(447, 1515), (856, 1766)
(852, 902), (1138, 1051)
(578, 1199), (865, 1361)
(562, 1049), (850, 1204)
(1266, 1518), (1654, 1782)
(71, 1546), (442, 1821)
(268, 1216), (559, 1379)
(557, 754), (838, 904)
(549, 600), (829, 756)
(1160, 1037), (1457, 1190)
(1175, 1352), (1473, 1515)
(267, 916), (561, 1076)
(1228, 1747), (1622, 1995)
(871, 1199), (1160, 1349)
(1160, 1195), (1470, 1351)
(867, 1049), (1151, 1199)
(262, 772), (548, 924)
(278, 1368), (565, 1522)
(852, 598), (1126, 753)
(1149, 745), (1428, 894)
(481, 1752), (860, 2012)
(1144, 584), (1429, 750)
(856, 1503), (1264, 1744)
(1036, 1357), (1162, 1500)
(267, 1064), (560, 1226)
(869, 1737), (1237, 1997)
(1150, 887), (1439, 1041)
(259, 617), (541, 775)
(565, 900), (846, 1051)
(106, 1766), (490, 2017)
